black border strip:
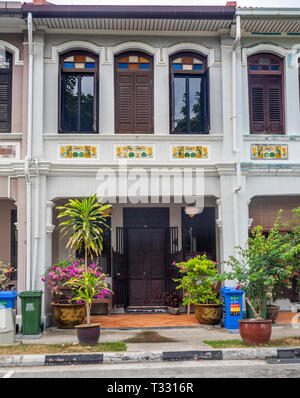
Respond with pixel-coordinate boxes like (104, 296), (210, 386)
(162, 350), (223, 361)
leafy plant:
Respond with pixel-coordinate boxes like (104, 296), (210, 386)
(164, 291), (181, 308)
(56, 194), (112, 324)
(56, 195), (111, 272)
(0, 261), (15, 291)
(67, 268), (112, 325)
(173, 254), (220, 305)
(43, 258), (107, 303)
(213, 212), (295, 319)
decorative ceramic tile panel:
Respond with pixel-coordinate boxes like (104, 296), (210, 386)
(59, 144), (98, 160)
(115, 145), (154, 159)
(171, 145), (210, 160)
(0, 143), (19, 159)
(250, 144), (288, 160)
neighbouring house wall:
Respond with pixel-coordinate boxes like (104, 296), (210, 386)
(0, 199), (16, 265)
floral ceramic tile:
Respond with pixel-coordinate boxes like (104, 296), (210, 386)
(59, 145), (98, 160)
(171, 145), (209, 160)
(115, 145), (154, 159)
(0, 143), (19, 159)
(251, 144), (288, 160)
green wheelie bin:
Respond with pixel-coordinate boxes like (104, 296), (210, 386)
(19, 291), (43, 335)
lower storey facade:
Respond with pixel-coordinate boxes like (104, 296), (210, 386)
(0, 171), (299, 326)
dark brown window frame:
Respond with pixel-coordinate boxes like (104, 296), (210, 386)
(58, 50), (99, 134)
(248, 53), (285, 135)
(169, 51), (210, 135)
(114, 51), (154, 135)
(0, 50), (12, 133)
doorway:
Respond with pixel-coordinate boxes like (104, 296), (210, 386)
(124, 208), (169, 307)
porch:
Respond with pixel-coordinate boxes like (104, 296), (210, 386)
(51, 199), (219, 314)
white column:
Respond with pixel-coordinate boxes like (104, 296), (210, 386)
(99, 51), (114, 135)
(285, 56), (300, 135)
(219, 175), (236, 286)
(154, 52), (169, 135)
(32, 31), (44, 157)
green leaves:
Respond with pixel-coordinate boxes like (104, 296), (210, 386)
(57, 194), (111, 268)
(173, 254), (220, 306)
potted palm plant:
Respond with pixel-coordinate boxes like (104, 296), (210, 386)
(56, 194), (112, 344)
(214, 214), (295, 345)
(173, 254), (222, 325)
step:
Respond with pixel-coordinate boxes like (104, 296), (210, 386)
(125, 306), (168, 314)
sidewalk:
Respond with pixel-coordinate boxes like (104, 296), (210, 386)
(1, 315), (300, 367)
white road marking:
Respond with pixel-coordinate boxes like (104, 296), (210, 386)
(3, 370), (15, 378)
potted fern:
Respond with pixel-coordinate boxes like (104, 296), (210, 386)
(56, 194), (112, 345)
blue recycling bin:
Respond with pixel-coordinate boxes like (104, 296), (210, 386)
(0, 291), (18, 309)
(221, 287), (244, 330)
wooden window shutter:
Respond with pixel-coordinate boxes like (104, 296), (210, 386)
(266, 75), (283, 133)
(134, 72), (153, 134)
(249, 76), (266, 133)
(0, 73), (11, 133)
(116, 72), (134, 134)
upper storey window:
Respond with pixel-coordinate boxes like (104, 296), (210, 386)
(248, 53), (284, 135)
(115, 52), (153, 134)
(170, 52), (210, 134)
(60, 51), (98, 133)
(0, 51), (12, 133)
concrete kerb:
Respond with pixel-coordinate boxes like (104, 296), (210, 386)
(0, 347), (299, 367)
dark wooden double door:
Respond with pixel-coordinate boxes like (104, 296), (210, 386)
(127, 228), (165, 306)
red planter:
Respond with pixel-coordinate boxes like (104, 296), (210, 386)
(239, 319), (272, 346)
(75, 323), (100, 346)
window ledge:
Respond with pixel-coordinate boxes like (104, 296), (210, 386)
(243, 134), (300, 142)
(0, 133), (23, 140)
(43, 133), (224, 141)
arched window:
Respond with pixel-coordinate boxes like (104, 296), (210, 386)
(59, 51), (98, 133)
(248, 53), (284, 134)
(170, 52), (209, 134)
(0, 50), (12, 133)
(115, 52), (153, 134)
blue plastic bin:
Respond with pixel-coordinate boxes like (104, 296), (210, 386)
(0, 291), (18, 310)
(221, 287), (244, 330)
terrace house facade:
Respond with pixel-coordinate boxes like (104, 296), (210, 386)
(0, 1), (300, 326)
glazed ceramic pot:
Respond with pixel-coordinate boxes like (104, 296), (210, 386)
(239, 319), (272, 345)
(194, 303), (222, 325)
(266, 305), (280, 323)
(75, 323), (101, 346)
(51, 302), (86, 329)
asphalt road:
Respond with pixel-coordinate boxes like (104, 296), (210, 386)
(1, 359), (300, 379)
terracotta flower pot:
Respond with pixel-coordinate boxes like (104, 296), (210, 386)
(239, 319), (272, 346)
(266, 305), (280, 323)
(51, 302), (86, 329)
(75, 323), (101, 346)
(194, 303), (222, 325)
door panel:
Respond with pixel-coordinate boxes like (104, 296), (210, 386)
(128, 228), (165, 306)
(128, 228), (147, 306)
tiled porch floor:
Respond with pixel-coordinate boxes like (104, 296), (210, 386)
(86, 311), (300, 328)
(89, 313), (200, 328)
(275, 312), (300, 324)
